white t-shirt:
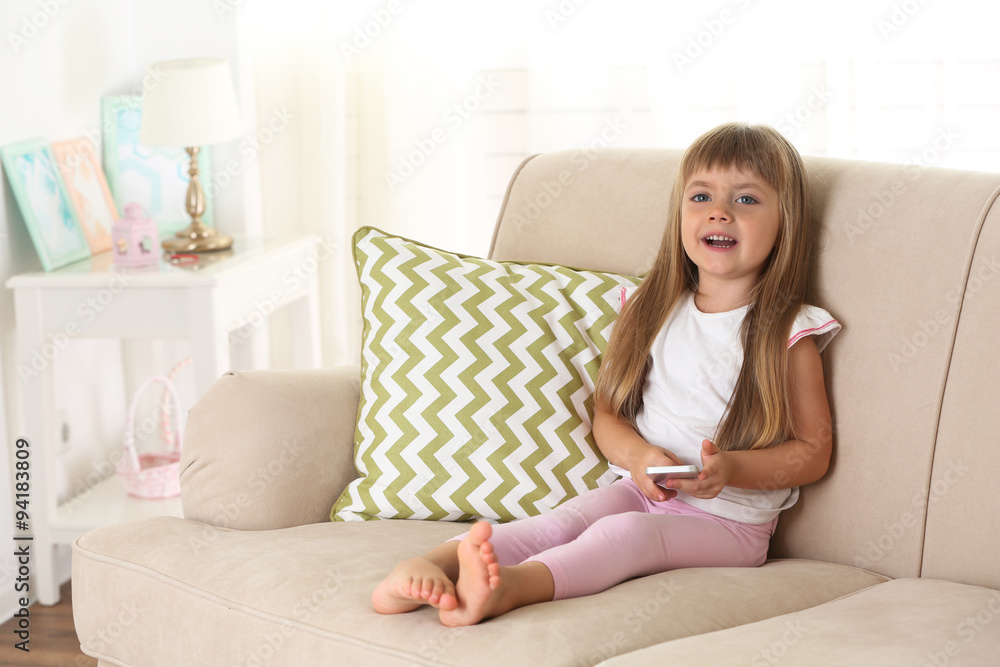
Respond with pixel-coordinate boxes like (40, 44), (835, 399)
(609, 291), (840, 524)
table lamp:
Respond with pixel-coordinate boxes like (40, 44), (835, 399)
(140, 58), (242, 252)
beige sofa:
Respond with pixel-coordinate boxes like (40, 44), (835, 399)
(72, 149), (1000, 666)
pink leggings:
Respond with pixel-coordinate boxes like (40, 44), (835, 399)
(452, 478), (776, 600)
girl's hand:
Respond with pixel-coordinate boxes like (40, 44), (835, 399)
(666, 440), (731, 499)
(630, 445), (681, 503)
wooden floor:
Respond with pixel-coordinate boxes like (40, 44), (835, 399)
(0, 581), (97, 667)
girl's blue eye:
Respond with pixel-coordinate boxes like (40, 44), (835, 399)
(737, 195), (758, 204)
(692, 194), (710, 202)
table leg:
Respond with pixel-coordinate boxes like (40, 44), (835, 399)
(246, 320), (270, 370)
(188, 291), (233, 396)
(14, 288), (61, 605)
(288, 270), (322, 369)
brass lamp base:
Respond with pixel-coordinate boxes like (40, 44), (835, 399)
(161, 222), (233, 253)
(161, 145), (233, 253)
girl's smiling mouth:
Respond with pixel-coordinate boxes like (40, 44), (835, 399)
(703, 234), (738, 250)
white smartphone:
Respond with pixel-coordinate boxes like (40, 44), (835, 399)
(645, 465), (701, 481)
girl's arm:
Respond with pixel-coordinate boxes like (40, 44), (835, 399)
(592, 403), (682, 503)
(667, 336), (833, 499)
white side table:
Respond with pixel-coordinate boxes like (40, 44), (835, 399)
(6, 234), (322, 604)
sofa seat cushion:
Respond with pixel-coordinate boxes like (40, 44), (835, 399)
(73, 517), (888, 666)
(600, 578), (1000, 667)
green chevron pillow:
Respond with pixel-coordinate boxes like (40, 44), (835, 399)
(331, 227), (640, 523)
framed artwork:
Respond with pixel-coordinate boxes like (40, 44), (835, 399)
(0, 137), (92, 271)
(101, 95), (215, 236)
(52, 137), (118, 255)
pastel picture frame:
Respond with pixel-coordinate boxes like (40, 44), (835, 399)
(100, 95), (215, 236)
(52, 137), (119, 255)
(0, 137), (92, 271)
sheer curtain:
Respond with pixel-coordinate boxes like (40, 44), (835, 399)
(240, 0), (1000, 367)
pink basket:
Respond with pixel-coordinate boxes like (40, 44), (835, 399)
(116, 375), (183, 499)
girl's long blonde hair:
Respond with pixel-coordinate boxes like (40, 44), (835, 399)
(595, 123), (813, 452)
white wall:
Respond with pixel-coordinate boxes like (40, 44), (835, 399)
(0, 0), (257, 621)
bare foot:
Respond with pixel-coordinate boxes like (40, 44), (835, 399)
(439, 521), (505, 626)
(372, 556), (457, 614)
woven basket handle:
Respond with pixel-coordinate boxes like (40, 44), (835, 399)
(123, 375), (184, 472)
(159, 356), (192, 451)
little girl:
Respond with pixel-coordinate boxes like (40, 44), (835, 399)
(373, 122), (840, 627)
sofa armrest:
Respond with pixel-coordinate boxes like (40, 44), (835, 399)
(179, 365), (361, 530)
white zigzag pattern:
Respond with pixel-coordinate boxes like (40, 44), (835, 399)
(357, 244), (411, 514)
(500, 266), (560, 516)
(396, 248), (449, 519)
(432, 262), (510, 518)
(422, 261), (482, 519)
(490, 268), (541, 518)
(524, 274), (592, 512)
(562, 281), (622, 491)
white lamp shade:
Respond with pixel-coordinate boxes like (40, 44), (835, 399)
(140, 58), (242, 147)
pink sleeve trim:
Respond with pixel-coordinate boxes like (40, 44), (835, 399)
(787, 319), (839, 348)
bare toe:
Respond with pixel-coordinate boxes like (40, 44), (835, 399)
(437, 591), (458, 612)
(373, 558), (454, 615)
(373, 576), (423, 614)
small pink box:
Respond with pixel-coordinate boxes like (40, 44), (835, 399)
(112, 203), (159, 267)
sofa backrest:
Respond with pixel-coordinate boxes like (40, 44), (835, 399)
(488, 148), (1000, 587)
(918, 184), (1000, 590)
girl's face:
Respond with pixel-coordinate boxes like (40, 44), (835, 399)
(680, 165), (781, 295)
